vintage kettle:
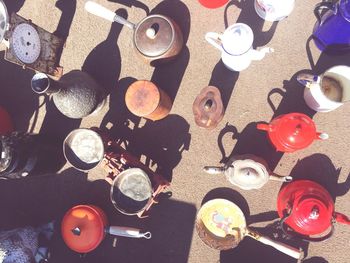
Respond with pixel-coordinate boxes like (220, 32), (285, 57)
(31, 71), (105, 119)
(61, 205), (151, 253)
(0, 106), (13, 135)
(85, 1), (183, 65)
(204, 154), (292, 190)
(313, 0), (350, 53)
(277, 180), (350, 241)
(205, 23), (273, 72)
(257, 113), (329, 153)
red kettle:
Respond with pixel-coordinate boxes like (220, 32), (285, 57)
(257, 113), (328, 153)
(277, 180), (350, 241)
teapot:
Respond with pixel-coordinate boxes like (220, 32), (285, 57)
(205, 23), (273, 72)
(257, 113), (329, 153)
(277, 180), (350, 241)
(313, 0), (350, 53)
(204, 154), (292, 190)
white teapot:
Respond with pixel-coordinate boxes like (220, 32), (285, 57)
(205, 23), (273, 72)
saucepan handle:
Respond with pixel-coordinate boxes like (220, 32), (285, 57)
(314, 2), (336, 24)
(335, 212), (350, 225)
(316, 132), (329, 140)
(256, 123), (271, 132)
(203, 166), (225, 175)
(297, 73), (320, 87)
(257, 235), (302, 259)
(107, 226), (152, 239)
(205, 32), (224, 51)
(85, 1), (135, 29)
(269, 173), (293, 182)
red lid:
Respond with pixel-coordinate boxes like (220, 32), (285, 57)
(270, 113), (318, 152)
(277, 180), (334, 236)
(198, 0), (229, 9)
(61, 205), (108, 253)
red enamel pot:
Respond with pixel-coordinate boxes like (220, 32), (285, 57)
(257, 113), (328, 153)
(0, 106), (13, 135)
(277, 180), (350, 241)
(198, 0), (229, 9)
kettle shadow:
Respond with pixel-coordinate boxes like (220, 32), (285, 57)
(303, 257), (329, 263)
(218, 122), (282, 171)
(150, 0), (191, 101)
(82, 8), (125, 95)
(288, 153), (350, 201)
(225, 0), (279, 48)
(209, 61), (240, 112)
(3, 0), (26, 14)
(108, 0), (149, 14)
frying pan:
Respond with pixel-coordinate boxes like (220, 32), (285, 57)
(196, 199), (302, 259)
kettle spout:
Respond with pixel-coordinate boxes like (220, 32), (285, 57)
(249, 47), (274, 61)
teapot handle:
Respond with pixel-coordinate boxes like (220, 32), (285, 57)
(314, 2), (336, 24)
(205, 32), (224, 52)
(296, 73), (320, 88)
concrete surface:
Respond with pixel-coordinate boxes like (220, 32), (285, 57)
(0, 0), (350, 262)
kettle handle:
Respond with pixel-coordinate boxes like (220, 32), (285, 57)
(296, 73), (320, 88)
(107, 226), (152, 239)
(256, 123), (272, 132)
(335, 212), (350, 225)
(205, 32), (224, 52)
(314, 2), (336, 24)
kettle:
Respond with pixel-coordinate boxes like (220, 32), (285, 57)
(204, 154), (292, 190)
(313, 0), (350, 53)
(205, 23), (273, 72)
(277, 180), (350, 241)
(257, 113), (329, 153)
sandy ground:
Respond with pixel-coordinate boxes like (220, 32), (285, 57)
(0, 0), (349, 262)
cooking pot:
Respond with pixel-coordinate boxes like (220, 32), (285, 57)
(0, 106), (13, 135)
(257, 113), (329, 152)
(85, 1), (183, 65)
(196, 199), (301, 259)
(61, 205), (151, 253)
(110, 168), (154, 216)
(277, 180), (350, 241)
(204, 154), (292, 190)
(198, 0), (229, 9)
(63, 128), (105, 171)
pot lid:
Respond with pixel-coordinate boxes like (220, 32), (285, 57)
(277, 180), (335, 236)
(125, 80), (160, 117)
(134, 15), (174, 57)
(274, 113), (317, 151)
(192, 86), (224, 130)
(0, 0), (8, 43)
(61, 205), (107, 253)
(226, 159), (270, 190)
(222, 23), (253, 55)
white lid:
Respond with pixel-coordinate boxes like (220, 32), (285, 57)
(0, 0), (9, 43)
(221, 23), (254, 55)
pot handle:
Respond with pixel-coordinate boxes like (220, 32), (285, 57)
(85, 1), (135, 29)
(316, 132), (329, 140)
(203, 166), (225, 175)
(248, 230), (302, 259)
(205, 32), (224, 52)
(335, 212), (350, 225)
(269, 173), (293, 182)
(107, 226), (152, 239)
(256, 123), (271, 132)
(314, 2), (336, 24)
(296, 73), (320, 88)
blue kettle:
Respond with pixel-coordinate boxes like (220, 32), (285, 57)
(313, 0), (350, 53)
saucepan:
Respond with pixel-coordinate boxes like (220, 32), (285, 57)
(85, 1), (183, 65)
(196, 199), (302, 259)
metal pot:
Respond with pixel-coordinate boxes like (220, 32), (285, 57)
(277, 180), (350, 241)
(110, 168), (154, 216)
(61, 205), (151, 253)
(85, 1), (184, 65)
(204, 154), (292, 190)
(257, 113), (329, 152)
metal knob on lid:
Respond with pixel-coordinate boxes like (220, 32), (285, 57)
(125, 80), (172, 121)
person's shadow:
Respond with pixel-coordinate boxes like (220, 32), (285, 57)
(150, 0), (191, 102)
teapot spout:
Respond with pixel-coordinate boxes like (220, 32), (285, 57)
(249, 47), (274, 61)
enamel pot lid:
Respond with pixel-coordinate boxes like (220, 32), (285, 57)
(0, 0), (8, 43)
(257, 113), (328, 152)
(134, 15), (176, 58)
(61, 205), (108, 253)
(277, 180), (334, 236)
